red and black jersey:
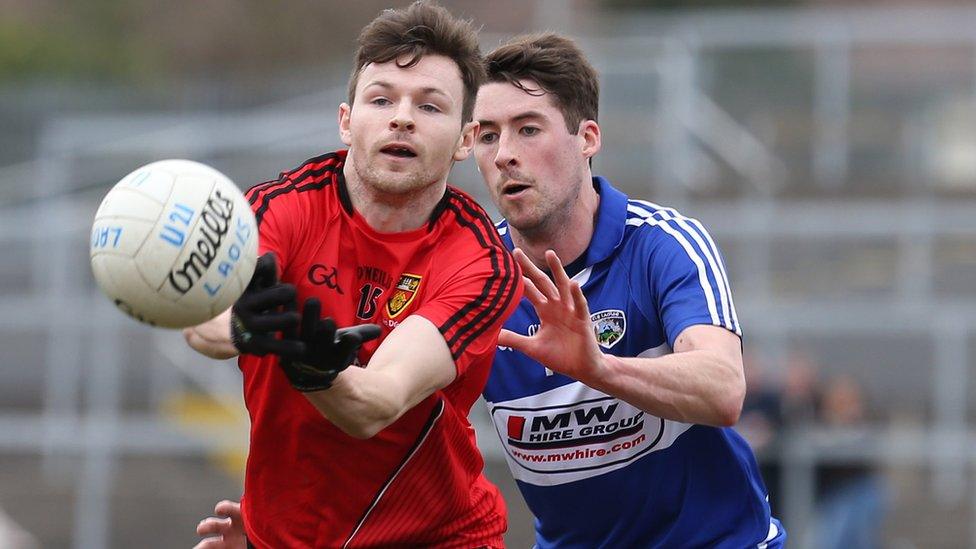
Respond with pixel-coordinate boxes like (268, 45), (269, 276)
(238, 150), (521, 548)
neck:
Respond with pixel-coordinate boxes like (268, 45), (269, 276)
(511, 176), (600, 271)
(342, 162), (447, 233)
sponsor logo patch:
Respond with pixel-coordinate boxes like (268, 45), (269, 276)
(489, 395), (666, 481)
(386, 273), (422, 318)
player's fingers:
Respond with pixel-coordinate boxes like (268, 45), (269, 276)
(319, 317), (338, 346)
(282, 297), (299, 342)
(335, 334), (362, 360)
(197, 517), (230, 536)
(357, 324), (382, 342)
(521, 276), (548, 307)
(545, 250), (574, 304)
(192, 538), (227, 549)
(245, 284), (297, 311)
(249, 335), (305, 359)
(301, 298), (321, 341)
(244, 311), (299, 332)
(250, 253), (278, 290)
(498, 328), (534, 352)
(513, 249), (559, 301)
(338, 324), (382, 344)
(214, 500), (241, 519)
(183, 328), (200, 347)
(570, 282), (590, 320)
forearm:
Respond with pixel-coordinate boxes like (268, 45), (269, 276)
(300, 316), (457, 439)
(589, 350), (745, 427)
(302, 367), (409, 439)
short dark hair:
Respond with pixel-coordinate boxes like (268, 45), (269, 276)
(484, 33), (599, 134)
(348, 1), (485, 124)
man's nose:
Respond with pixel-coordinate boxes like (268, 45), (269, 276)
(494, 133), (517, 170)
(389, 103), (416, 131)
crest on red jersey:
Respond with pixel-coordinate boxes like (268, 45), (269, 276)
(386, 273), (422, 318)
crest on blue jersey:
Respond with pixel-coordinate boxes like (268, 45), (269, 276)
(591, 309), (626, 349)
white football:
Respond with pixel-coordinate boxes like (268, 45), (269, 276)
(90, 159), (259, 328)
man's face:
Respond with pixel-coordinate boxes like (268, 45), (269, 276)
(473, 80), (594, 233)
(339, 54), (475, 195)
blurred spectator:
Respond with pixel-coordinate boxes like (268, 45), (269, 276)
(741, 354), (784, 449)
(742, 348), (891, 544)
(781, 350), (820, 426)
(813, 375), (887, 549)
(740, 353), (786, 516)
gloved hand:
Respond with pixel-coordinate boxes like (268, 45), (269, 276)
(278, 297), (382, 392)
(230, 253), (303, 358)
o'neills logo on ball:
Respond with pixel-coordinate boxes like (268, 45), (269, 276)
(167, 189), (234, 294)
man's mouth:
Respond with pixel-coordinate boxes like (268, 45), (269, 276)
(380, 144), (418, 158)
(502, 181), (531, 196)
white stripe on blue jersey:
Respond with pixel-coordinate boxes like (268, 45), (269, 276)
(629, 200), (737, 332)
(626, 200), (741, 335)
(625, 205), (720, 326)
(683, 214), (740, 333)
(632, 201), (734, 331)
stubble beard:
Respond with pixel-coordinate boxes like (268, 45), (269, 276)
(505, 184), (580, 242)
(352, 149), (441, 201)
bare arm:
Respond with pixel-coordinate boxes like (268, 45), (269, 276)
(500, 249), (745, 427)
(302, 314), (456, 439)
(183, 309), (238, 360)
(184, 304), (458, 437)
(596, 325), (744, 426)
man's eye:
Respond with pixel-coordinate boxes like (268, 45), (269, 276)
(420, 104), (441, 113)
(521, 127), (540, 136)
(371, 98), (391, 106)
(479, 133), (498, 144)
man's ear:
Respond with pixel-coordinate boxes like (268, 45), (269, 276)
(338, 102), (353, 146)
(579, 119), (602, 160)
(453, 121), (479, 161)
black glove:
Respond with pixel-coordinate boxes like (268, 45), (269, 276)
(278, 297), (382, 392)
(230, 253), (303, 358)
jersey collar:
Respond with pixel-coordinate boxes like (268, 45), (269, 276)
(498, 176), (627, 268)
(584, 176), (628, 266)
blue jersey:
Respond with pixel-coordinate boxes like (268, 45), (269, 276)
(483, 177), (783, 548)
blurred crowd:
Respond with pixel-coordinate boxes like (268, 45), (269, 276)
(740, 350), (888, 549)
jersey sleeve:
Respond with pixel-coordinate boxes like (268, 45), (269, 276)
(415, 247), (522, 376)
(244, 177), (300, 276)
(637, 216), (741, 348)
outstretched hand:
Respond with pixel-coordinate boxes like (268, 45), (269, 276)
(194, 500), (245, 549)
(230, 253), (303, 358)
(277, 297), (382, 392)
(498, 249), (604, 381)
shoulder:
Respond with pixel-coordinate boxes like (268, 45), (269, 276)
(439, 187), (509, 253)
(625, 199), (696, 235)
(430, 188), (519, 288)
(244, 151), (344, 223)
(623, 199), (721, 258)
